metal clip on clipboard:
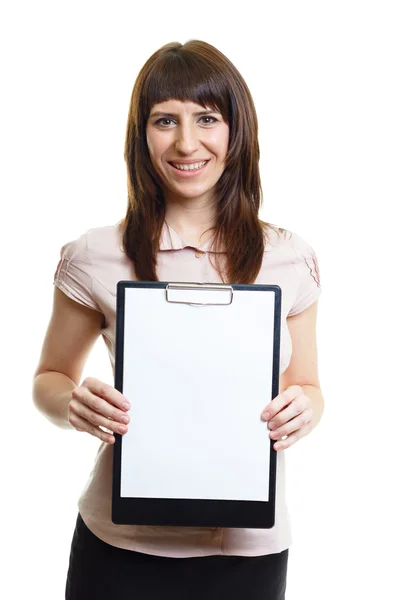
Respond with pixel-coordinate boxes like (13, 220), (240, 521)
(165, 283), (233, 307)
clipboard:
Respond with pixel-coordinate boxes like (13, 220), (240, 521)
(112, 281), (282, 529)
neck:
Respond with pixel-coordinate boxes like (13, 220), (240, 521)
(164, 199), (216, 243)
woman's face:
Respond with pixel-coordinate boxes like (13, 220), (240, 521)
(146, 100), (230, 205)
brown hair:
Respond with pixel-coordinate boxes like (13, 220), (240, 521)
(121, 39), (286, 283)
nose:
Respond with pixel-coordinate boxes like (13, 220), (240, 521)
(174, 123), (200, 154)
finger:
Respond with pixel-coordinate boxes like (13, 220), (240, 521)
(267, 395), (309, 430)
(72, 384), (131, 424)
(69, 412), (115, 444)
(261, 385), (303, 420)
(270, 409), (313, 442)
(273, 421), (313, 451)
(69, 398), (129, 435)
(83, 377), (131, 411)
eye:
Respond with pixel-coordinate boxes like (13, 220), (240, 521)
(200, 116), (218, 125)
(155, 118), (173, 126)
(154, 116), (218, 127)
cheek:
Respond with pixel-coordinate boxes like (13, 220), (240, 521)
(146, 135), (154, 156)
(145, 129), (160, 157)
(209, 132), (229, 160)
(146, 134), (169, 160)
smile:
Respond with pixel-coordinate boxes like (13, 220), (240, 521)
(167, 160), (210, 177)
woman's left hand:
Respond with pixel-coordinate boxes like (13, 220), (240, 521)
(260, 385), (313, 451)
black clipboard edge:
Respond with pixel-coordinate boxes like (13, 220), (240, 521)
(112, 281), (281, 529)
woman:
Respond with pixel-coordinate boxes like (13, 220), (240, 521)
(33, 40), (324, 600)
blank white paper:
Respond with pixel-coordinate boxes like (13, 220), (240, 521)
(120, 286), (276, 501)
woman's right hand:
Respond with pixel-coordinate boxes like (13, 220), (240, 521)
(68, 377), (131, 444)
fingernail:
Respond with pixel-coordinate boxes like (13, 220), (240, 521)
(262, 411), (270, 420)
(122, 402), (130, 410)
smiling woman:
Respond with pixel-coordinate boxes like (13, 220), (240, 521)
(33, 39), (323, 600)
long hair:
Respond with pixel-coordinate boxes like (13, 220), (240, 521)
(121, 39), (285, 283)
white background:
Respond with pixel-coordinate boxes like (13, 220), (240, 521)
(1, 1), (399, 598)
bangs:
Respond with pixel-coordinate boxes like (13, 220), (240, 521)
(141, 52), (231, 124)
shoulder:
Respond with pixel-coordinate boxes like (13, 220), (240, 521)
(60, 222), (123, 262)
(286, 230), (318, 258)
(86, 222), (123, 257)
(261, 222), (293, 252)
(262, 222), (318, 261)
(285, 231), (321, 285)
(257, 223), (322, 315)
(261, 223), (321, 283)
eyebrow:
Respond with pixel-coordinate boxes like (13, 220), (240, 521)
(150, 109), (218, 118)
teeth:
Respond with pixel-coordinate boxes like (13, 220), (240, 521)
(171, 161), (207, 171)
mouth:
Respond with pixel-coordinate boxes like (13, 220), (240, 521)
(167, 159), (211, 177)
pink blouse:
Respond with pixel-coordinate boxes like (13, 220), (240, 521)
(53, 220), (322, 557)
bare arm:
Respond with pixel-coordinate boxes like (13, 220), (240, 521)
(33, 372), (78, 430)
(280, 299), (324, 432)
(263, 300), (324, 451)
(32, 286), (104, 429)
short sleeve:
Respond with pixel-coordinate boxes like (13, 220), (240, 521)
(53, 232), (101, 312)
(288, 233), (322, 316)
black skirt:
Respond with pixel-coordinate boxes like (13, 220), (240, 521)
(66, 513), (289, 600)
